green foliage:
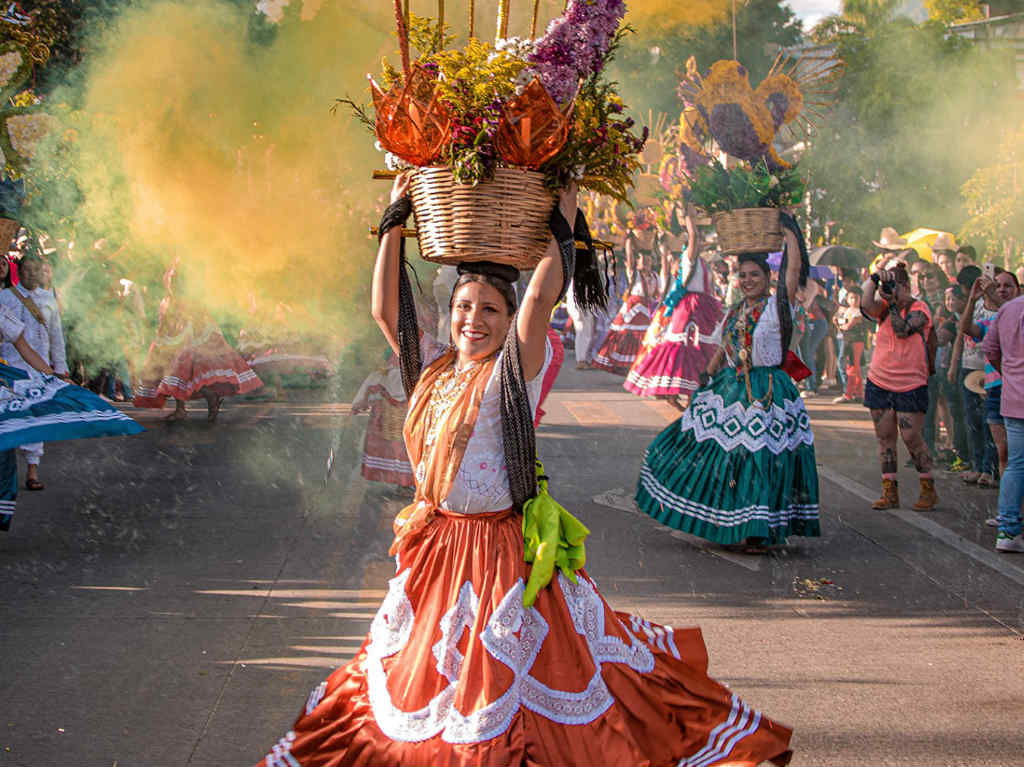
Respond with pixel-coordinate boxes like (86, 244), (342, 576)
(924, 0), (984, 24)
(407, 14), (454, 57)
(801, 19), (1022, 248)
(609, 0), (803, 120)
(687, 158), (805, 213)
(960, 122), (1024, 248)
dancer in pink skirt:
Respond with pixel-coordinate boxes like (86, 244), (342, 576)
(625, 205), (723, 404)
(592, 234), (660, 375)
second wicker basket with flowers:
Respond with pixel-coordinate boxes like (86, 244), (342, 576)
(345, 0), (646, 269)
(675, 54), (843, 254)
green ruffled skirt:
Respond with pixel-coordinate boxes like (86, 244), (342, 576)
(635, 366), (820, 545)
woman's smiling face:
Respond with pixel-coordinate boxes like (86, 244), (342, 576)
(738, 261), (769, 300)
(450, 280), (512, 365)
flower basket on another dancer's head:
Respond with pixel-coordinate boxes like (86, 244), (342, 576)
(0, 218), (19, 254)
(409, 166), (555, 268)
(712, 207), (783, 255)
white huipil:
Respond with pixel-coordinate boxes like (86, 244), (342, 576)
(0, 285), (69, 465)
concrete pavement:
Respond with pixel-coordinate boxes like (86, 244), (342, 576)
(1, 366), (1022, 765)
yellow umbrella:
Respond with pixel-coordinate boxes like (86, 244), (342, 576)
(900, 228), (955, 262)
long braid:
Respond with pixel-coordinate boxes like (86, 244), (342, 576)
(499, 322), (538, 509)
(498, 206), (588, 509)
(378, 197), (421, 397)
(776, 210), (809, 361)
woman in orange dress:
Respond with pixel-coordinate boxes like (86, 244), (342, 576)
(258, 175), (793, 767)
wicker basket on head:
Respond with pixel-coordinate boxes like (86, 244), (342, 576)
(409, 167), (555, 269)
(0, 218), (21, 253)
(711, 208), (783, 255)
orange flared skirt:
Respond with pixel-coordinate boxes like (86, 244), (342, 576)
(259, 510), (792, 766)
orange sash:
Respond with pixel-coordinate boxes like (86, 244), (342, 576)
(389, 348), (498, 554)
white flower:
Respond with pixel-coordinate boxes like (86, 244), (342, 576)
(492, 36), (535, 62)
(255, 0), (289, 23)
(0, 51), (23, 90)
(384, 152), (413, 171)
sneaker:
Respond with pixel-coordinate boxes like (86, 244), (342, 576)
(976, 473), (999, 488)
(985, 517), (998, 527)
(831, 394), (852, 404)
(995, 532), (1024, 553)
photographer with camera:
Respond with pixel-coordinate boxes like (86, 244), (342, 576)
(860, 263), (938, 511)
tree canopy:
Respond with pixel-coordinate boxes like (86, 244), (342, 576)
(801, 18), (1021, 250)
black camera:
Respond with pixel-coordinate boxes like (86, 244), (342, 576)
(872, 272), (895, 296)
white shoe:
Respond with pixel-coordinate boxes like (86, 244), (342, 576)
(995, 532), (1024, 553)
(985, 517), (998, 527)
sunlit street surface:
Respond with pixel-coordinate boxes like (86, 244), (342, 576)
(1, 364), (1021, 765)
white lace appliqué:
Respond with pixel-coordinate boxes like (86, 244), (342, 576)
(365, 570), (662, 744)
(680, 388), (814, 455)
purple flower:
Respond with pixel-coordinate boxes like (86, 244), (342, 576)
(528, 0), (625, 105)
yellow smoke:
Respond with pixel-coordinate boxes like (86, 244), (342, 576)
(64, 0), (397, 346)
(625, 0), (729, 33)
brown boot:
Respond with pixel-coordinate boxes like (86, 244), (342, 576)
(912, 477), (938, 510)
(872, 478), (899, 510)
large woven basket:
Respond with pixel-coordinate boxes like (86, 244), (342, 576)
(409, 167), (555, 268)
(711, 208), (782, 255)
(0, 218), (20, 253)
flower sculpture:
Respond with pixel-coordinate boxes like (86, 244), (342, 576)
(370, 65), (452, 168)
(494, 78), (573, 168)
(677, 53), (842, 172)
(685, 60), (787, 170)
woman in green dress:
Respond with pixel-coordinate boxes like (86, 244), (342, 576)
(635, 212), (820, 547)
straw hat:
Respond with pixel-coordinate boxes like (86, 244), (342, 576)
(931, 233), (957, 254)
(873, 227), (908, 251)
(964, 370), (986, 396)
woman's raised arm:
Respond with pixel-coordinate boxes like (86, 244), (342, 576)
(370, 173), (412, 355)
(518, 184), (578, 381)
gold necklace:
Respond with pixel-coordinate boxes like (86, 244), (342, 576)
(424, 359), (483, 449)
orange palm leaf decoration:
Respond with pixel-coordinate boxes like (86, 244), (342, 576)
(370, 65), (452, 167)
(494, 78), (573, 169)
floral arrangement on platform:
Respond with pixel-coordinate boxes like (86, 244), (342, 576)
(671, 54), (840, 254)
(351, 0), (646, 202)
(688, 158), (805, 215)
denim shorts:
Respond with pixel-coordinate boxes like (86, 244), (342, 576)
(864, 379), (929, 413)
(986, 386), (1004, 425)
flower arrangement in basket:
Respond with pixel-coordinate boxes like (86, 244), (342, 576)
(343, 0), (646, 268)
(676, 53), (842, 255)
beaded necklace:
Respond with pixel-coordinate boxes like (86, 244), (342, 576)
(725, 294), (773, 408)
(423, 356), (490, 449)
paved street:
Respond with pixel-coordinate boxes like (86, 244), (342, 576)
(2, 362), (1023, 765)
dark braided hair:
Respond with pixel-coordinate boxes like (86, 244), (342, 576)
(378, 197), (420, 397)
(776, 210), (810, 361)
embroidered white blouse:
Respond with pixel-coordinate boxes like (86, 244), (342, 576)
(0, 286), (68, 375)
(415, 334), (553, 514)
(0, 307), (25, 346)
(722, 295), (786, 369)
